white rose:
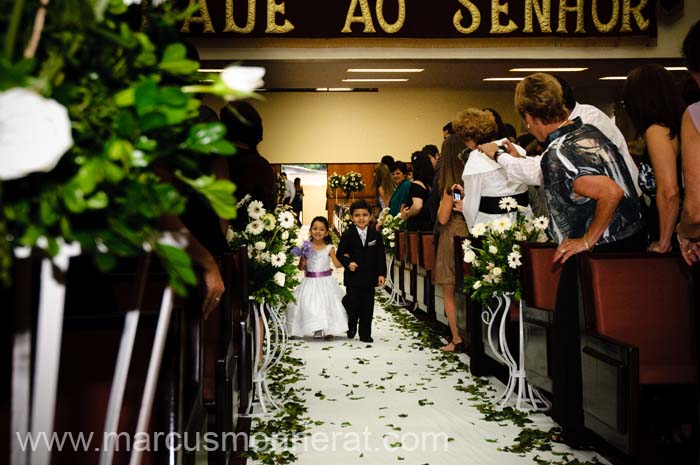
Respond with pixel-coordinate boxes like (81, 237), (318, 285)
(464, 250), (476, 263)
(226, 227), (235, 242)
(492, 267), (502, 277)
(473, 280), (482, 289)
(0, 88), (73, 180)
(389, 241), (395, 248)
(488, 245), (498, 254)
(281, 231), (289, 240)
(254, 241), (266, 251)
(221, 66), (265, 93)
(273, 272), (285, 287)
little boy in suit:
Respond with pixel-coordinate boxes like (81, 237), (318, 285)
(336, 200), (386, 343)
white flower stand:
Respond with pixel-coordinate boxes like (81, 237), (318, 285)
(481, 294), (550, 411)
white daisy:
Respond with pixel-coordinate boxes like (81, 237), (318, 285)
(507, 251), (522, 269)
(533, 216), (549, 230)
(278, 211), (295, 229)
(254, 241), (266, 251)
(498, 196), (518, 211)
(247, 200), (265, 219)
(464, 250), (476, 263)
(262, 213), (276, 231)
(273, 272), (285, 287)
(471, 223), (487, 238)
(492, 217), (512, 234)
(270, 252), (286, 267)
(246, 219), (264, 235)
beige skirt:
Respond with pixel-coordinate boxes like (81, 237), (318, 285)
(434, 215), (468, 285)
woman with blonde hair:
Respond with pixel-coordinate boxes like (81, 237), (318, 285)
(373, 162), (395, 210)
(454, 107), (531, 230)
(434, 134), (469, 352)
(513, 72), (644, 446)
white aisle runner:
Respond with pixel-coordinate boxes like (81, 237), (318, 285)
(256, 292), (607, 465)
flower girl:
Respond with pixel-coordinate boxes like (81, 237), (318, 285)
(286, 216), (348, 339)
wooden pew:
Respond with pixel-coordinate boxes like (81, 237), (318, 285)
(419, 232), (436, 317)
(397, 231), (413, 305)
(520, 243), (561, 394)
(408, 232), (425, 313)
(577, 253), (697, 456)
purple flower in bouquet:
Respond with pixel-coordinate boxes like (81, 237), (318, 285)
(291, 240), (312, 258)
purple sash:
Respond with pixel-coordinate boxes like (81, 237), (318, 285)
(305, 269), (333, 278)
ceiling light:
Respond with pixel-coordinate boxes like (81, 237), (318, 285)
(347, 68), (423, 73)
(316, 87), (353, 91)
(342, 78), (409, 82)
(509, 67), (588, 72)
(665, 66), (688, 71)
(483, 77), (524, 82)
(599, 76), (627, 80)
(198, 68), (223, 73)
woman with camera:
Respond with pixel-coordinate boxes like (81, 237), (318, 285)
(434, 134), (469, 352)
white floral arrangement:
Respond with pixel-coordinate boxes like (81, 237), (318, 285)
(227, 196), (300, 306)
(341, 171), (365, 198)
(462, 197), (550, 304)
(378, 208), (404, 257)
(328, 172), (344, 190)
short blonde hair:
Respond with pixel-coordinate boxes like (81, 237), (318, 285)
(514, 73), (568, 124)
(452, 108), (498, 145)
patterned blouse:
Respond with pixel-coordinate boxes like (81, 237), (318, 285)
(540, 118), (643, 246)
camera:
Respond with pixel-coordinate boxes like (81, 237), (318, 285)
(452, 190), (461, 201)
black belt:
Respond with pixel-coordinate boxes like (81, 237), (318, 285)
(478, 191), (529, 214)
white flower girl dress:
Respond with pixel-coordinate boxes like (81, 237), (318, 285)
(286, 244), (348, 337)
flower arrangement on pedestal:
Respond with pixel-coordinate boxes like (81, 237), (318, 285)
(378, 208), (404, 257)
(328, 172), (343, 202)
(341, 171), (365, 201)
(462, 198), (550, 304)
(0, 0), (265, 293)
(227, 196), (300, 307)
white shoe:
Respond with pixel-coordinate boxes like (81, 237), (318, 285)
(313, 330), (324, 338)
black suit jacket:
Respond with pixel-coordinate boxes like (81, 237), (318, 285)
(336, 226), (387, 288)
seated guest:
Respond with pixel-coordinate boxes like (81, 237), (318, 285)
(511, 72), (645, 445)
(454, 108), (531, 231)
(388, 161), (410, 216)
(400, 153), (434, 231)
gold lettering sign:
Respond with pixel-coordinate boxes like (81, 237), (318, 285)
(180, 0), (654, 38)
(491, 0), (518, 34)
(342, 0), (377, 33)
(592, 0), (619, 33)
(523, 0), (551, 33)
(454, 0), (481, 34)
(376, 0), (406, 34)
(557, 0), (585, 33)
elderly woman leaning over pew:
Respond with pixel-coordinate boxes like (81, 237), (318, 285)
(677, 19), (700, 266)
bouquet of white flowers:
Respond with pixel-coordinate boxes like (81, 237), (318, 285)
(341, 171), (365, 199)
(378, 208), (404, 257)
(462, 198), (550, 304)
(328, 172), (344, 190)
(228, 198), (300, 306)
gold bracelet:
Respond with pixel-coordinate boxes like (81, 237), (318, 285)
(582, 235), (591, 251)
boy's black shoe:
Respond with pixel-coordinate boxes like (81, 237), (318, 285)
(360, 337), (374, 343)
(347, 330), (356, 339)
